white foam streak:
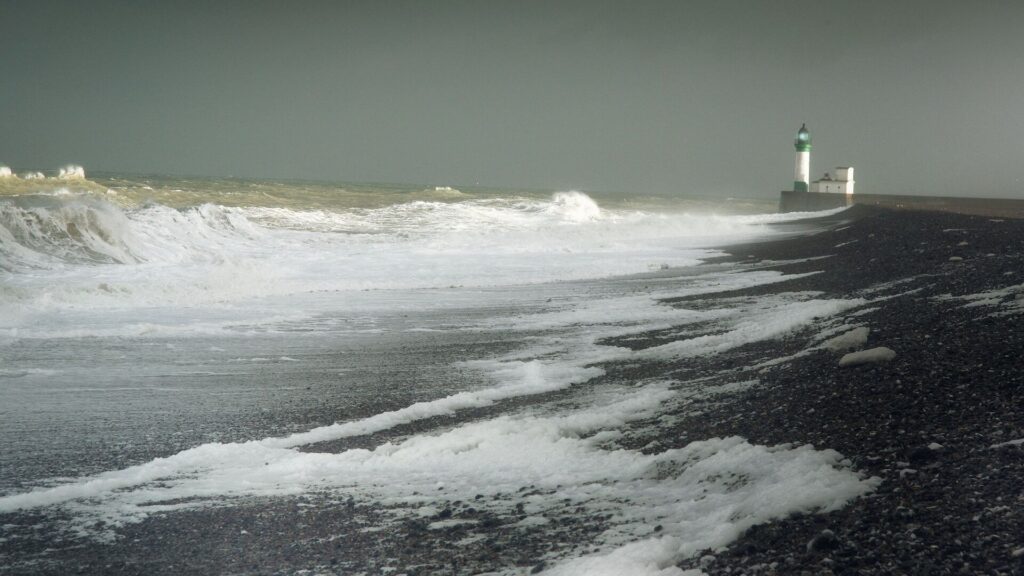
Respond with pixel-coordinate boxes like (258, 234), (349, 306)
(0, 359), (603, 513)
(266, 360), (603, 449)
(633, 297), (866, 361)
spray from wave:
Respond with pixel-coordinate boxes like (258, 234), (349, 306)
(542, 190), (602, 221)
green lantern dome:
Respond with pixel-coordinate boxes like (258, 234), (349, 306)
(795, 123), (812, 152)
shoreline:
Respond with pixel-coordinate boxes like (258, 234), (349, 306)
(1, 206), (1021, 574)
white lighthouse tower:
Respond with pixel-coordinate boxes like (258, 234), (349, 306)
(793, 123), (811, 192)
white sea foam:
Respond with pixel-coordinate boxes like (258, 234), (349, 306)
(633, 296), (865, 361)
(0, 357), (601, 512)
(934, 282), (1024, 316)
(265, 359), (604, 449)
(0, 277), (867, 516)
(544, 436), (876, 575)
(0, 382), (876, 576)
(0, 267), (877, 575)
(485, 270), (821, 334)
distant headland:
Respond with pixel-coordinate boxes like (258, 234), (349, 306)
(0, 164), (108, 196)
(0, 164), (87, 181)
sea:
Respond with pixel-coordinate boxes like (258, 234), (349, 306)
(0, 175), (876, 575)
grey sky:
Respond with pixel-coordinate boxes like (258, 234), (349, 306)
(2, 0), (1023, 197)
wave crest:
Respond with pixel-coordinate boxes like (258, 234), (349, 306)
(545, 191), (602, 222)
(0, 197), (142, 270)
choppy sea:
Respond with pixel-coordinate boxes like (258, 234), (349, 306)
(0, 175), (874, 574)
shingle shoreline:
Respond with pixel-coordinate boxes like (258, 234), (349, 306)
(655, 206), (1024, 575)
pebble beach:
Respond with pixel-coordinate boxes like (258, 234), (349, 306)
(659, 205), (1024, 574)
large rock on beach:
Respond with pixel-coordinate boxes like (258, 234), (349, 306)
(838, 346), (896, 367)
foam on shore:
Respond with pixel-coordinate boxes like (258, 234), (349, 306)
(0, 265), (872, 567)
(0, 382), (877, 576)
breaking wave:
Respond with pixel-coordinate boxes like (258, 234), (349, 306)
(543, 190), (603, 221)
(0, 195), (261, 271)
(0, 196), (142, 269)
(0, 189), (842, 319)
(0, 190), (804, 273)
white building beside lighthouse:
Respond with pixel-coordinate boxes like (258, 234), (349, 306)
(810, 166), (855, 194)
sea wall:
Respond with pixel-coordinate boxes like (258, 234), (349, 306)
(780, 191), (1024, 219)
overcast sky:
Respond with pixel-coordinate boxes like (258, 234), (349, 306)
(2, 0), (1023, 197)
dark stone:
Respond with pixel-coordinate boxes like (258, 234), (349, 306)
(907, 446), (938, 465)
(807, 529), (840, 553)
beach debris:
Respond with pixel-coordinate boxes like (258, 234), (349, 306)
(838, 346), (896, 367)
(820, 326), (870, 352)
(949, 256), (963, 261)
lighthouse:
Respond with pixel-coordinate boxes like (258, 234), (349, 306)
(793, 123), (811, 192)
